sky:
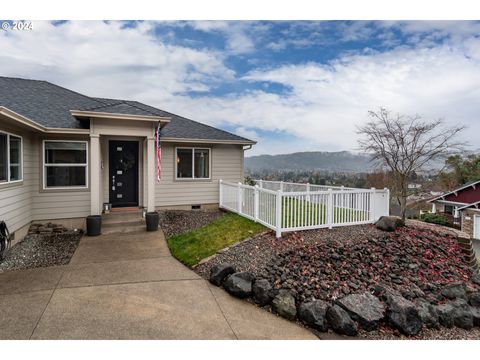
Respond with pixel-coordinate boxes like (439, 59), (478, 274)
(0, 20), (479, 156)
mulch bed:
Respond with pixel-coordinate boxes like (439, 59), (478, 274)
(195, 223), (480, 340)
(0, 224), (82, 272)
(159, 209), (225, 238)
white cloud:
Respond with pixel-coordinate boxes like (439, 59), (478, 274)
(0, 21), (479, 157)
(234, 127), (259, 141)
(166, 42), (480, 155)
(0, 21), (234, 100)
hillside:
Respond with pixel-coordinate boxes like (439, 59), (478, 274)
(245, 151), (374, 173)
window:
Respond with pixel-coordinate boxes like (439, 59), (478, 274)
(43, 141), (88, 188)
(176, 147), (210, 179)
(0, 131), (23, 184)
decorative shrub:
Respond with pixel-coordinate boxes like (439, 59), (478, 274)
(420, 213), (450, 226)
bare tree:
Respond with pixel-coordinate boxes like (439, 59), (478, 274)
(357, 108), (465, 221)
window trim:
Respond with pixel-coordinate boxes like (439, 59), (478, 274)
(175, 147), (211, 181)
(0, 130), (23, 185)
(42, 139), (89, 190)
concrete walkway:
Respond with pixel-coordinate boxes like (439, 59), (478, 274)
(0, 230), (317, 340)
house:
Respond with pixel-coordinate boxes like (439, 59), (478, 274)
(428, 180), (480, 239)
(0, 76), (255, 241)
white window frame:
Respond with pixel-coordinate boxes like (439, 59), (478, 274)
(42, 140), (89, 190)
(0, 130), (23, 184)
(175, 147), (211, 180)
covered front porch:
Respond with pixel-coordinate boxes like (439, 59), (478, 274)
(87, 115), (169, 216)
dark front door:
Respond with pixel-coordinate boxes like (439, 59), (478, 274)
(109, 140), (139, 207)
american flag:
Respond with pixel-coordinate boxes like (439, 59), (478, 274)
(156, 123), (161, 182)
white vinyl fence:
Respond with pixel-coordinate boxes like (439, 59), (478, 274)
(219, 179), (389, 238)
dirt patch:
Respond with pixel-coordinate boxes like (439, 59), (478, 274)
(159, 209), (225, 238)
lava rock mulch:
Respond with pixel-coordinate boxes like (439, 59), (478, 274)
(158, 209), (225, 238)
(0, 223), (82, 272)
(196, 222), (480, 339)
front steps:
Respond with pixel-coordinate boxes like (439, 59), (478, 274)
(101, 210), (146, 234)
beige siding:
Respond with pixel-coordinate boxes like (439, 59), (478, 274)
(0, 124), (34, 233)
(155, 143), (244, 207)
(31, 136), (91, 221)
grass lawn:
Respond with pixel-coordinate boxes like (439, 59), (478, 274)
(167, 212), (266, 267)
(280, 198), (369, 228)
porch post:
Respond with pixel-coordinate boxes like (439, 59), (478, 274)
(431, 202), (437, 214)
(146, 137), (156, 212)
(90, 134), (101, 215)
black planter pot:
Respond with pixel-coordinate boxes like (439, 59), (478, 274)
(86, 215), (102, 236)
(146, 211), (159, 232)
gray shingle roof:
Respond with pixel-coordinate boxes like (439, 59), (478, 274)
(0, 77), (254, 143)
(93, 97), (253, 143)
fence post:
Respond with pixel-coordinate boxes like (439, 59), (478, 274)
(328, 188), (333, 229)
(306, 183), (311, 202)
(385, 188), (390, 216)
(275, 189), (282, 238)
(259, 179), (263, 189)
(280, 181), (284, 192)
(370, 187), (376, 221)
(237, 182), (242, 214)
(219, 179), (223, 208)
(254, 185), (259, 222)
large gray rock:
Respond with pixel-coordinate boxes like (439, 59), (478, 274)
(252, 279), (273, 306)
(209, 263), (235, 286)
(373, 283), (402, 302)
(272, 290), (297, 320)
(387, 294), (422, 336)
(436, 303), (455, 328)
(326, 305), (358, 336)
(336, 292), (385, 331)
(441, 282), (467, 300)
(375, 216), (404, 232)
(416, 299), (440, 329)
(298, 300), (329, 332)
(468, 291), (480, 307)
(471, 273), (480, 286)
(451, 299), (474, 330)
(471, 307), (480, 327)
(223, 272), (254, 298)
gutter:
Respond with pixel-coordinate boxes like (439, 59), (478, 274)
(160, 136), (256, 146)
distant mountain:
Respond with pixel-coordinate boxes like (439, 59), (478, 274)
(245, 151), (375, 173)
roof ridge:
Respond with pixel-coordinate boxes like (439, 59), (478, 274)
(154, 106), (251, 142)
(124, 100), (165, 117)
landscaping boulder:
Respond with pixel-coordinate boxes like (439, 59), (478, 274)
(375, 216), (404, 232)
(272, 290), (296, 320)
(436, 303), (455, 328)
(298, 300), (329, 332)
(223, 272), (254, 298)
(451, 299), (474, 330)
(209, 263), (235, 286)
(471, 273), (480, 286)
(373, 283), (401, 302)
(326, 304), (358, 336)
(336, 292), (385, 331)
(441, 282), (467, 300)
(252, 279), (273, 306)
(416, 299), (440, 329)
(471, 307), (480, 327)
(386, 294), (422, 336)
(468, 291), (480, 307)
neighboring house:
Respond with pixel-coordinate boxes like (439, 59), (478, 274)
(428, 180), (480, 239)
(0, 77), (255, 241)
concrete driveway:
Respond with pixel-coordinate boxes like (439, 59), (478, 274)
(0, 230), (317, 340)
